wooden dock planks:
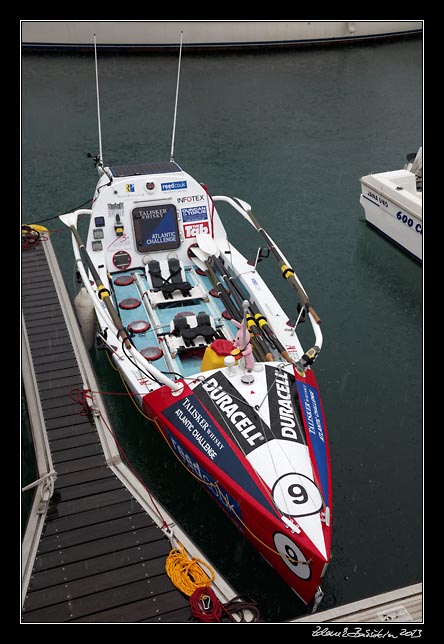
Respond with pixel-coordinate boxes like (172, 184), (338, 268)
(21, 241), (192, 623)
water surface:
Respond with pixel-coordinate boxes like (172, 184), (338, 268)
(21, 37), (423, 622)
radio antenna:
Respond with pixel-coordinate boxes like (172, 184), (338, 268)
(93, 33), (104, 165)
(170, 31), (183, 163)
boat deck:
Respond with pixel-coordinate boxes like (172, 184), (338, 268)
(109, 264), (237, 378)
(21, 232), (246, 623)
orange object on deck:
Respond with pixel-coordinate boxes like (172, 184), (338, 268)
(200, 339), (239, 372)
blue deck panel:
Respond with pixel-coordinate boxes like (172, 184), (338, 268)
(110, 267), (239, 379)
(111, 273), (170, 373)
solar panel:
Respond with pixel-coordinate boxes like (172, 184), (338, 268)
(109, 162), (182, 177)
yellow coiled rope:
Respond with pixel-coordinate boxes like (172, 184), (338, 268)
(166, 541), (215, 597)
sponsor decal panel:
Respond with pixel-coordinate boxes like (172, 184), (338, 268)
(161, 181), (188, 191)
(177, 194), (205, 203)
(265, 366), (306, 444)
(183, 222), (210, 238)
(296, 380), (329, 506)
(195, 372), (275, 456)
(143, 207), (177, 246)
(162, 393), (226, 460)
(132, 205), (180, 251)
(181, 205), (208, 222)
(167, 431), (242, 525)
(162, 388), (277, 514)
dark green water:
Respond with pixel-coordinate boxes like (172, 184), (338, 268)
(21, 38), (423, 622)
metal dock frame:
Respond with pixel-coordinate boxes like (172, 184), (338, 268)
(21, 232), (248, 623)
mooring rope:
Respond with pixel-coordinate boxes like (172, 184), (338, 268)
(165, 540), (215, 596)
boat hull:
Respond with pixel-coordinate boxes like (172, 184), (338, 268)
(360, 174), (422, 261)
(63, 157), (333, 606)
(142, 365), (332, 606)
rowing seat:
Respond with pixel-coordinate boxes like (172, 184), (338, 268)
(148, 258), (192, 299)
(162, 258), (192, 298)
(148, 260), (164, 291)
(173, 312), (217, 347)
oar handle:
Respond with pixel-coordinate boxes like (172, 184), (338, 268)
(213, 255), (297, 364)
(203, 258), (270, 363)
(211, 255), (274, 361)
(306, 305), (321, 325)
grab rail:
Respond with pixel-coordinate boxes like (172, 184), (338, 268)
(212, 195), (323, 369)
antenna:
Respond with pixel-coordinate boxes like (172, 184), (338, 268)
(93, 33), (104, 165)
(170, 31), (183, 163)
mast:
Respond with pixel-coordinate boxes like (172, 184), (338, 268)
(93, 33), (104, 165)
(170, 31), (184, 162)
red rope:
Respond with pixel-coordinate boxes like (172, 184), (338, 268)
(189, 587), (229, 622)
(69, 388), (94, 415)
(70, 387), (139, 399)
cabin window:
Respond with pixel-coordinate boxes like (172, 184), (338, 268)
(132, 204), (180, 252)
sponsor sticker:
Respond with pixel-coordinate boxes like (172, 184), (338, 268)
(163, 394), (226, 461)
(132, 205), (180, 252)
(162, 388), (276, 514)
(161, 181), (188, 192)
(181, 205), (208, 222)
(177, 194), (205, 203)
(126, 183), (135, 193)
(265, 366), (305, 444)
(296, 380), (329, 506)
(194, 372), (274, 456)
(167, 431), (242, 525)
(183, 222), (210, 239)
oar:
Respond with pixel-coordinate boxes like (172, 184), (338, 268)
(195, 235), (274, 362)
(188, 242), (270, 362)
(59, 212), (132, 349)
(213, 256), (294, 364)
(196, 234), (292, 364)
(189, 243), (244, 321)
(231, 200), (321, 325)
(187, 244), (209, 272)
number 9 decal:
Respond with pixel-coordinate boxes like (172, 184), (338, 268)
(272, 472), (323, 517)
(273, 532), (311, 580)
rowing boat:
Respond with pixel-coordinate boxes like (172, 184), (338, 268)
(60, 37), (333, 609)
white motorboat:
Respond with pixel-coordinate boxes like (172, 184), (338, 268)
(359, 147), (423, 261)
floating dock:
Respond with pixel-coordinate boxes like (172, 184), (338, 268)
(21, 229), (252, 623)
(293, 583), (422, 623)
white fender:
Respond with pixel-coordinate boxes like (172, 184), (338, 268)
(74, 287), (95, 350)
